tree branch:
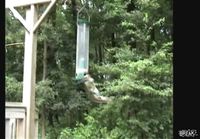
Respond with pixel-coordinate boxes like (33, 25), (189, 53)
(5, 42), (24, 47)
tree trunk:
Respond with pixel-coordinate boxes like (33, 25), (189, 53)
(41, 108), (46, 139)
(147, 27), (155, 55)
(43, 41), (47, 80)
(111, 33), (115, 48)
(71, 0), (77, 42)
(98, 44), (103, 65)
(95, 45), (98, 63)
(41, 41), (47, 139)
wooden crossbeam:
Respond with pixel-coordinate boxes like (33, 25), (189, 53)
(9, 7), (30, 32)
(6, 0), (51, 8)
(33, 0), (56, 32)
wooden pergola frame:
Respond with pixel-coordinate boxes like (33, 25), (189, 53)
(5, 0), (57, 138)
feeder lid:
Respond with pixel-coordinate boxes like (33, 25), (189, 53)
(77, 18), (90, 24)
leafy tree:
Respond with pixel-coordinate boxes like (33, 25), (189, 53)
(6, 0), (172, 138)
(5, 76), (23, 102)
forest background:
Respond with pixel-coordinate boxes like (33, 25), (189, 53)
(6, 0), (173, 138)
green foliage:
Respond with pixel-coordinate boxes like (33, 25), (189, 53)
(6, 0), (172, 138)
(58, 42), (172, 138)
(59, 115), (108, 139)
(36, 79), (57, 109)
(5, 76), (23, 102)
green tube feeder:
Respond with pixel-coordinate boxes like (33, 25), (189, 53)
(75, 6), (90, 80)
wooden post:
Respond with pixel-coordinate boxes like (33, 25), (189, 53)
(6, 1), (57, 138)
(22, 5), (38, 139)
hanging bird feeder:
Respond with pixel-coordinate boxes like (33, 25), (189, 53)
(75, 6), (90, 80)
(75, 6), (112, 103)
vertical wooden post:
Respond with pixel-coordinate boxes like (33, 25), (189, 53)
(22, 5), (38, 139)
(6, 1), (56, 138)
(35, 113), (39, 139)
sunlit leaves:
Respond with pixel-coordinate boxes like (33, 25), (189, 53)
(5, 76), (23, 102)
(35, 79), (57, 109)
